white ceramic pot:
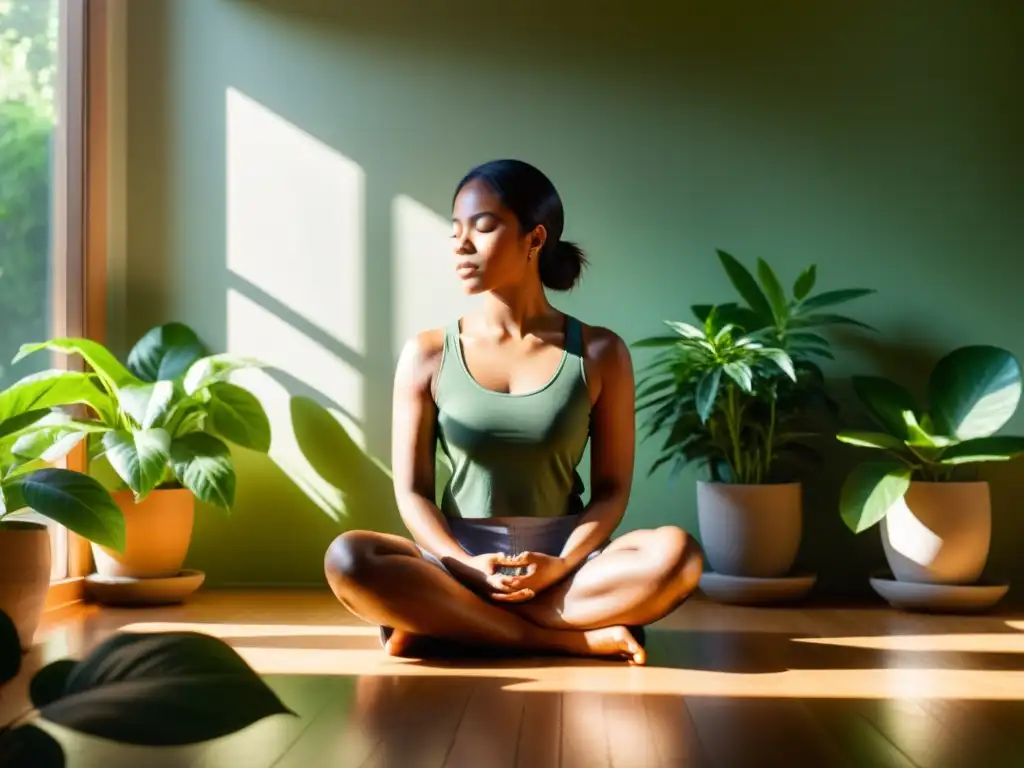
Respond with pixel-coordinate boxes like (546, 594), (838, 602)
(92, 488), (195, 579)
(696, 481), (802, 578)
(0, 522), (52, 649)
(881, 481), (991, 585)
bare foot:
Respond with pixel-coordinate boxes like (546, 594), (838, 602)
(383, 628), (418, 657)
(579, 626), (647, 666)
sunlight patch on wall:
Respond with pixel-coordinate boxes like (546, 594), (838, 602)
(226, 288), (364, 521)
(226, 86), (365, 355)
(391, 194), (480, 354)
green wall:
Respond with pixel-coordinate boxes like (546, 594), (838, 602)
(124, 0), (1024, 600)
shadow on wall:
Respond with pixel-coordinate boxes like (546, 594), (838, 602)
(289, 394), (403, 537)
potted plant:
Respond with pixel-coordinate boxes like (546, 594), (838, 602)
(837, 345), (1024, 586)
(0, 370), (125, 648)
(11, 322), (270, 593)
(634, 250), (874, 583)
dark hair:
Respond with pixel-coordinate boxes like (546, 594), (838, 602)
(454, 159), (588, 291)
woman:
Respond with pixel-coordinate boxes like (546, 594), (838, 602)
(325, 159), (703, 665)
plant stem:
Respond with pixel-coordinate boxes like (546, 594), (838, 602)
(764, 395), (776, 483)
(725, 384), (744, 482)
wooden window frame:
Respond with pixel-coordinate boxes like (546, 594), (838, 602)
(45, 0), (112, 612)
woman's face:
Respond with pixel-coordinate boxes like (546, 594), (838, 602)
(451, 178), (542, 294)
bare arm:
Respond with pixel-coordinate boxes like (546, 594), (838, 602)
(558, 328), (636, 571)
(391, 332), (474, 565)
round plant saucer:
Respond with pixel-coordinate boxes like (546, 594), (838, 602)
(868, 571), (1010, 614)
(698, 570), (817, 606)
(84, 569), (206, 607)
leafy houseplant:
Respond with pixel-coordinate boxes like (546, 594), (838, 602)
(0, 608), (293, 767)
(0, 371), (126, 648)
(11, 322), (271, 588)
(635, 250), (874, 584)
(837, 345), (1024, 585)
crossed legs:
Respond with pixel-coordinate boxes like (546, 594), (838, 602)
(323, 526), (703, 664)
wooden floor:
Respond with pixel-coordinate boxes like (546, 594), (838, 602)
(4, 590), (1024, 767)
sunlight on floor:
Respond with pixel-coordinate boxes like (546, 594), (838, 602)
(120, 621), (379, 638)
(102, 619), (1024, 701)
(793, 633), (1024, 652)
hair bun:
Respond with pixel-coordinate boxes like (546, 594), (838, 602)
(539, 238), (588, 292)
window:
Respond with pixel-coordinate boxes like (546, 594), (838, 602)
(1, 0), (105, 588)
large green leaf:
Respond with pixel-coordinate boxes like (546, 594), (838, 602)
(169, 433), (236, 509)
(0, 370), (113, 430)
(760, 348), (796, 381)
(786, 331), (831, 348)
(2, 468), (125, 551)
(8, 415), (110, 464)
(797, 288), (875, 312)
(665, 320), (705, 339)
(0, 409), (49, 442)
(632, 336), (684, 349)
(722, 361), (753, 392)
(208, 383), (271, 452)
(127, 322), (210, 382)
(903, 412), (952, 448)
(119, 381), (176, 429)
(755, 258), (788, 323)
(939, 435), (1024, 465)
(839, 461), (912, 534)
(14, 339), (141, 394)
(851, 376), (918, 440)
(690, 303), (731, 324)
(695, 368), (722, 423)
(836, 430), (906, 451)
(183, 354), (265, 395)
(790, 314), (876, 332)
(716, 250), (774, 322)
(27, 631), (293, 746)
(929, 345), (1022, 440)
(792, 265), (817, 300)
(102, 429), (171, 499)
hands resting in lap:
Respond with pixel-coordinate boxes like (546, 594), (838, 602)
(447, 552), (570, 603)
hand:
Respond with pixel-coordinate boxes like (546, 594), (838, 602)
(490, 552), (570, 601)
(447, 553), (537, 603)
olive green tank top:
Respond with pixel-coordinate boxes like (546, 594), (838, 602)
(435, 315), (592, 520)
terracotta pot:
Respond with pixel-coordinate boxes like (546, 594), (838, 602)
(881, 481), (990, 585)
(0, 522), (52, 649)
(696, 481), (803, 578)
(92, 488), (195, 579)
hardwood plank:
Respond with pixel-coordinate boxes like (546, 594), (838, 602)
(514, 691), (561, 768)
(603, 693), (664, 767)
(561, 691), (610, 767)
(358, 676), (474, 768)
(643, 695), (707, 766)
(913, 697), (1024, 768)
(444, 680), (525, 768)
(685, 696), (851, 767)
(13, 590), (1024, 768)
(807, 700), (919, 768)
(272, 676), (370, 768)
